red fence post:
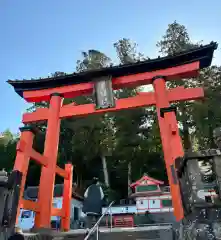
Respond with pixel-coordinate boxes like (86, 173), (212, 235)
(13, 126), (35, 223)
(61, 163), (73, 231)
(152, 76), (184, 221)
(35, 93), (63, 228)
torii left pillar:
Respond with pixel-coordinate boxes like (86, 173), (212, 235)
(35, 93), (63, 228)
(13, 126), (35, 224)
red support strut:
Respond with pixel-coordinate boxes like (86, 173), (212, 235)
(61, 163), (73, 231)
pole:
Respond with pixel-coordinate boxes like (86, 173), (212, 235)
(152, 76), (184, 221)
(35, 93), (63, 228)
(13, 126), (35, 224)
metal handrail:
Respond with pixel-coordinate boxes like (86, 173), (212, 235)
(84, 201), (115, 240)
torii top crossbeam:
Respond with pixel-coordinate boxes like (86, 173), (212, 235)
(8, 42), (217, 103)
(7, 42), (217, 227)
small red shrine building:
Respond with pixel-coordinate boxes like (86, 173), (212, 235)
(130, 174), (173, 213)
(105, 174), (173, 228)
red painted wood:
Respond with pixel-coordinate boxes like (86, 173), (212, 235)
(130, 175), (164, 188)
(61, 163), (73, 231)
(22, 62), (199, 102)
(22, 87), (203, 123)
(35, 95), (63, 228)
(153, 77), (184, 221)
(13, 130), (34, 224)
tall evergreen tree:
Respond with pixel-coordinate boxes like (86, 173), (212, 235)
(157, 21), (221, 151)
(61, 49), (114, 189)
(113, 38), (163, 195)
(157, 21), (201, 150)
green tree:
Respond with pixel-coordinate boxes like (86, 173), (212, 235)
(157, 21), (201, 150)
(112, 38), (163, 195)
(157, 21), (221, 152)
(113, 38), (147, 63)
(0, 129), (14, 145)
(191, 66), (221, 149)
(76, 50), (111, 71)
(60, 49), (114, 189)
(156, 21), (199, 56)
(0, 129), (18, 171)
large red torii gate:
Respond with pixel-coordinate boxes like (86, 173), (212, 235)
(8, 42), (217, 230)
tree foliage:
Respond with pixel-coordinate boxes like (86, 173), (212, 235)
(0, 130), (18, 171)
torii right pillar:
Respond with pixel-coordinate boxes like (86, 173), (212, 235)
(153, 76), (184, 220)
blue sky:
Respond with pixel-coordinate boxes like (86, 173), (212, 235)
(0, 0), (221, 133)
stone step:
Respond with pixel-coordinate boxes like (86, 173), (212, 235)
(23, 225), (176, 240)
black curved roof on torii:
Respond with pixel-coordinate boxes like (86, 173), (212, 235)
(7, 42), (218, 97)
